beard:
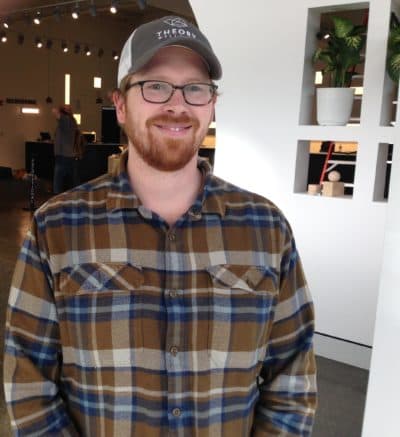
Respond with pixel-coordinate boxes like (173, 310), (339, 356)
(124, 113), (205, 172)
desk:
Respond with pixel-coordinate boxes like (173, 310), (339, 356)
(25, 142), (54, 180)
(25, 142), (121, 183)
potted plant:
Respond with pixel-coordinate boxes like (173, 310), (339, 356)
(386, 13), (400, 83)
(313, 16), (367, 126)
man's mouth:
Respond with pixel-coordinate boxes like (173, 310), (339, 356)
(147, 115), (199, 137)
(154, 124), (192, 134)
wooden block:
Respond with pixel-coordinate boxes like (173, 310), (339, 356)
(308, 184), (322, 195)
(322, 181), (345, 197)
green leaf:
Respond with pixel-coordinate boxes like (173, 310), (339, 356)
(344, 35), (363, 50)
(313, 48), (334, 65)
(312, 47), (322, 64)
(333, 16), (354, 38)
(388, 27), (400, 49)
(388, 53), (400, 82)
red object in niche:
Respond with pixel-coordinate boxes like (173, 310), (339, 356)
(319, 141), (335, 185)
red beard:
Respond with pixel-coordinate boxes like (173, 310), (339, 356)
(126, 114), (202, 171)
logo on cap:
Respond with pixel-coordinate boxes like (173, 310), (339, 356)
(164, 18), (188, 28)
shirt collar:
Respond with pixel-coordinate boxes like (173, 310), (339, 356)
(106, 148), (226, 217)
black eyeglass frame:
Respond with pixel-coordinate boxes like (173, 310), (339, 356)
(124, 80), (218, 106)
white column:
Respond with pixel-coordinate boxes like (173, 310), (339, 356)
(362, 92), (400, 434)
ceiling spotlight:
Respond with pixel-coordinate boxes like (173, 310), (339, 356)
(3, 19), (9, 29)
(136, 0), (146, 10)
(1, 31), (7, 43)
(46, 39), (53, 49)
(62, 41), (69, 53)
(17, 34), (25, 45)
(35, 37), (43, 48)
(85, 46), (91, 56)
(98, 48), (104, 57)
(74, 43), (80, 54)
(110, 1), (118, 14)
(112, 50), (119, 60)
(72, 4), (79, 20)
(34, 11), (41, 25)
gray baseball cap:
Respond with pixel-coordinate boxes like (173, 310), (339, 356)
(117, 16), (222, 87)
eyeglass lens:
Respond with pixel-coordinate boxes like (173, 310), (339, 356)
(142, 81), (214, 105)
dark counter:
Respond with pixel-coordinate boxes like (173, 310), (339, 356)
(25, 142), (121, 183)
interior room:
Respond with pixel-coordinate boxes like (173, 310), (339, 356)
(0, 0), (399, 435)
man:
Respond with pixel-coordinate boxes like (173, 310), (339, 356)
(4, 16), (317, 436)
(52, 104), (80, 194)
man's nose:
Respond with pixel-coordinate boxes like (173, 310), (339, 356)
(163, 88), (188, 113)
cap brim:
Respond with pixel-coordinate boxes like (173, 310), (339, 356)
(127, 37), (222, 80)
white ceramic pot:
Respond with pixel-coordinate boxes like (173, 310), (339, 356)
(316, 87), (355, 126)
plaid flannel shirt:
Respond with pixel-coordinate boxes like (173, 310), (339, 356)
(4, 151), (317, 436)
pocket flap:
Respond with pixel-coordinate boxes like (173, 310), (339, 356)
(59, 262), (144, 294)
(206, 265), (266, 292)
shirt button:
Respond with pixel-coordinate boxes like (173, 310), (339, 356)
(168, 233), (176, 241)
(170, 346), (179, 356)
(172, 408), (181, 417)
(189, 207), (201, 217)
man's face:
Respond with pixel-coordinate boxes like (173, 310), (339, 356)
(114, 46), (216, 172)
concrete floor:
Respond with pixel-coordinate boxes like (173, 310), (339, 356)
(0, 178), (369, 436)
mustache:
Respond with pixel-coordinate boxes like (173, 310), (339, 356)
(146, 114), (200, 128)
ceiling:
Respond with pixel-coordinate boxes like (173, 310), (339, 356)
(0, 0), (195, 25)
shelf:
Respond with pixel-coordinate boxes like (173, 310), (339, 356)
(295, 192), (353, 200)
(327, 159), (356, 166)
(297, 125), (396, 143)
(294, 140), (357, 198)
(297, 125), (362, 141)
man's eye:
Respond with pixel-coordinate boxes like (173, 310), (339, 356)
(186, 84), (203, 93)
(146, 82), (166, 91)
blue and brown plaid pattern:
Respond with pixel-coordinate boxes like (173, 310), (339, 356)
(4, 151), (317, 436)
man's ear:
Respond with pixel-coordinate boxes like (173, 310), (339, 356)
(113, 90), (126, 125)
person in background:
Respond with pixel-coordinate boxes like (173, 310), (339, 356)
(52, 104), (80, 194)
(4, 16), (317, 436)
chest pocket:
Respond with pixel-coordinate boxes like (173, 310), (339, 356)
(206, 264), (278, 369)
(57, 262), (144, 367)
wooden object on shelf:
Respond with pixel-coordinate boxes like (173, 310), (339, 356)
(322, 181), (345, 197)
(308, 183), (322, 195)
(201, 135), (215, 148)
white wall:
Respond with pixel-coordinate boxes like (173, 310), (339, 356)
(191, 0), (397, 369)
(362, 83), (400, 436)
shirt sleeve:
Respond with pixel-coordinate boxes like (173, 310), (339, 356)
(252, 220), (317, 436)
(3, 215), (79, 436)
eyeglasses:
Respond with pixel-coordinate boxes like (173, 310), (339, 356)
(125, 80), (218, 106)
